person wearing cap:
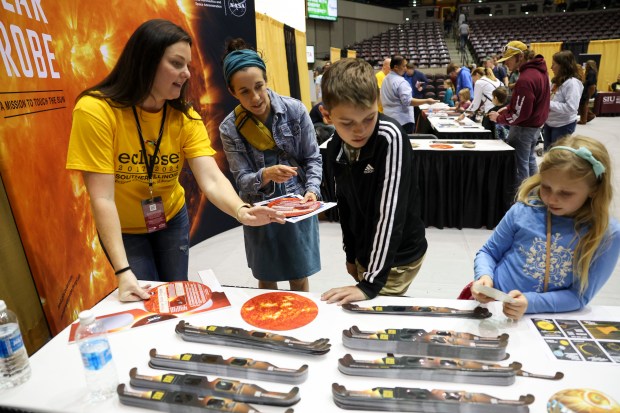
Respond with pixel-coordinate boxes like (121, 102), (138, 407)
(218, 38), (322, 292)
(488, 41), (550, 189)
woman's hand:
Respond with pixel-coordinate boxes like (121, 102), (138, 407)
(264, 165), (298, 184)
(321, 286), (366, 306)
(302, 191), (317, 203)
(503, 291), (528, 320)
(471, 275), (495, 303)
(487, 111), (499, 122)
(238, 205), (285, 226)
(117, 271), (151, 302)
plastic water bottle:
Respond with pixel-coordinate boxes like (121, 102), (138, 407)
(0, 300), (31, 389)
(75, 310), (118, 402)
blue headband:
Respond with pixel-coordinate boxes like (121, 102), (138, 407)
(223, 49), (266, 85)
(549, 146), (606, 179)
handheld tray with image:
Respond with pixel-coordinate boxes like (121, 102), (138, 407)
(342, 303), (491, 319)
(175, 322), (330, 355)
(148, 349), (308, 385)
(118, 384), (294, 413)
(266, 197), (321, 217)
(342, 326), (508, 361)
(129, 368), (300, 406)
(338, 354), (563, 385)
(331, 383), (534, 413)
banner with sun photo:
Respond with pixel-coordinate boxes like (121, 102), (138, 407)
(0, 0), (255, 335)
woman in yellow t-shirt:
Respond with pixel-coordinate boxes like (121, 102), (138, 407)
(67, 19), (283, 302)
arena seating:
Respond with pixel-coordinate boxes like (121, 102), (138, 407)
(348, 21), (450, 68)
(468, 10), (620, 63)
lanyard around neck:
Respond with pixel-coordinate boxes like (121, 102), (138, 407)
(132, 104), (167, 199)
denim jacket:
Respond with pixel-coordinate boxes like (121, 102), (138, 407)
(219, 89), (322, 204)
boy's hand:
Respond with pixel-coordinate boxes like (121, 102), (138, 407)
(502, 291), (528, 320)
(471, 275), (494, 303)
(321, 286), (366, 305)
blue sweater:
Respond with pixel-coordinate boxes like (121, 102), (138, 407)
(474, 202), (620, 314)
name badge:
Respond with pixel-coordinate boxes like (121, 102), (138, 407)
(141, 196), (167, 233)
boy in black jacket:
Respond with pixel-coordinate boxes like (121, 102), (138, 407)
(319, 59), (428, 305)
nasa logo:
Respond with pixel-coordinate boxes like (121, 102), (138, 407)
(229, 0), (246, 17)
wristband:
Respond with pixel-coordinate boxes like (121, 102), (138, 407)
(235, 203), (251, 223)
(115, 266), (132, 276)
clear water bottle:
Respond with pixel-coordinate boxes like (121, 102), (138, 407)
(0, 299), (31, 389)
(75, 310), (118, 402)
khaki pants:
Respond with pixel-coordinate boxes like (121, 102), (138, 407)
(355, 254), (425, 296)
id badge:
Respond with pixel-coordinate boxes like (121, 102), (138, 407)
(141, 196), (167, 233)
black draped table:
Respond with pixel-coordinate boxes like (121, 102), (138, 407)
(416, 109), (493, 140)
(319, 138), (516, 229)
(412, 139), (516, 229)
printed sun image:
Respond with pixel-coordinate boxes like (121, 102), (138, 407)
(241, 292), (319, 331)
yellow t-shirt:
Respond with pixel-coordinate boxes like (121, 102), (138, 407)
(67, 95), (215, 233)
(376, 71), (386, 113)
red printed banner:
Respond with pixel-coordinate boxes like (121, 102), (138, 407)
(0, 0), (256, 335)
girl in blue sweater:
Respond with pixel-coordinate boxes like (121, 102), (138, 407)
(472, 135), (620, 319)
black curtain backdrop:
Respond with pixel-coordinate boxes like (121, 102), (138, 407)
(284, 24), (302, 100)
(562, 40), (590, 57)
(183, 0), (257, 245)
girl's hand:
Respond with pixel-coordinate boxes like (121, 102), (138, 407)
(471, 275), (494, 303)
(502, 291), (528, 320)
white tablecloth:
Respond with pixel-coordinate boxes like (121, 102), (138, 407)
(411, 139), (514, 152)
(2, 287), (619, 412)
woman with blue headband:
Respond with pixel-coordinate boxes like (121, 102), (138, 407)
(469, 135), (620, 320)
(67, 21), (283, 302)
(219, 38), (322, 291)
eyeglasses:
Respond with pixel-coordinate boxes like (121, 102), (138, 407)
(502, 45), (525, 54)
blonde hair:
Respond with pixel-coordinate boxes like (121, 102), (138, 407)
(458, 88), (471, 101)
(321, 58), (377, 110)
(517, 135), (613, 294)
(444, 79), (454, 91)
(471, 67), (498, 82)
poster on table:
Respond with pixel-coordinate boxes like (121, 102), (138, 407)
(0, 0), (255, 335)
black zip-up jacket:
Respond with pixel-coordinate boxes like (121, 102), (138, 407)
(325, 114), (427, 298)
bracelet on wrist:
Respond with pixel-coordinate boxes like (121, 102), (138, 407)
(114, 266), (131, 276)
(235, 203), (251, 223)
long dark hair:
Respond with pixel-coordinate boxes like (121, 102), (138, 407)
(551, 50), (583, 87)
(78, 19), (194, 117)
(585, 59), (598, 77)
